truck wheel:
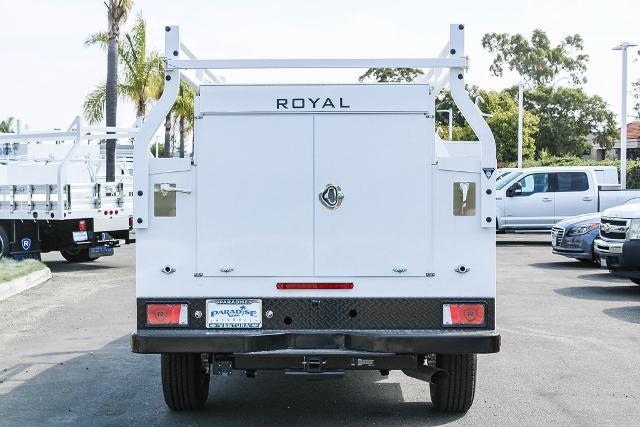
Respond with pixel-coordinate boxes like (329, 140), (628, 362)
(60, 247), (96, 263)
(0, 225), (9, 258)
(429, 354), (477, 412)
(161, 353), (210, 411)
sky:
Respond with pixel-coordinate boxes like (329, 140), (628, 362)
(0, 0), (639, 130)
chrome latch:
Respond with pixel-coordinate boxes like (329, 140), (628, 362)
(161, 265), (176, 274)
(319, 184), (344, 209)
(455, 265), (470, 274)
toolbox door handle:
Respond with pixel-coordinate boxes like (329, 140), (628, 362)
(160, 183), (192, 195)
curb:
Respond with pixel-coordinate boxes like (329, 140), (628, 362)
(0, 267), (52, 302)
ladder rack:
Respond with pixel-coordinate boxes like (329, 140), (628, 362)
(0, 116), (137, 220)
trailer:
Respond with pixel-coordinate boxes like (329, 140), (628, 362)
(130, 24), (500, 412)
(0, 117), (135, 261)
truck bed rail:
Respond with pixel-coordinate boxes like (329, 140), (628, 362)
(0, 117), (137, 220)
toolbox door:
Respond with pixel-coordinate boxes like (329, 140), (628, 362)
(314, 114), (431, 277)
(195, 115), (314, 276)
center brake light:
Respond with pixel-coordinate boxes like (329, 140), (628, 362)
(146, 303), (189, 326)
(277, 283), (354, 290)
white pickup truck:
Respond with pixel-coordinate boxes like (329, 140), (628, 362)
(495, 166), (640, 231)
(594, 202), (640, 285)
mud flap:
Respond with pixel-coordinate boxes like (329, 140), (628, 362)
(10, 220), (41, 260)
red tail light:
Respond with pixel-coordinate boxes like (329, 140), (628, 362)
(443, 303), (485, 326)
(146, 304), (188, 326)
(277, 282), (354, 290)
(78, 220), (86, 231)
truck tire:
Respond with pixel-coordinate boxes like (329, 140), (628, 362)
(60, 247), (96, 263)
(0, 225), (9, 258)
(161, 353), (210, 411)
(429, 354), (477, 412)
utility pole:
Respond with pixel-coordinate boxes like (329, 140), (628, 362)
(613, 42), (637, 189)
(437, 109), (453, 141)
(517, 82), (525, 169)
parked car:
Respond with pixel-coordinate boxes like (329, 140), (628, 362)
(594, 202), (640, 285)
(551, 212), (601, 263)
(496, 166), (640, 231)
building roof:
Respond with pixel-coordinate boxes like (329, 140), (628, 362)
(626, 121), (640, 140)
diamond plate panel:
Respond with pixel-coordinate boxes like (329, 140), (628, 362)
(138, 298), (495, 330)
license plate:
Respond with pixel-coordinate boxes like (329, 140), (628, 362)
(89, 246), (114, 257)
(206, 299), (262, 329)
(600, 257), (608, 268)
(73, 231), (88, 242)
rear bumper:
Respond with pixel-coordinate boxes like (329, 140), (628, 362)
(131, 329), (501, 354)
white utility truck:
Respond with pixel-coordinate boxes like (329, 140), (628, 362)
(131, 24), (500, 413)
(0, 118), (134, 261)
(495, 166), (640, 231)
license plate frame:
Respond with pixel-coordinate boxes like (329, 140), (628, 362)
(72, 231), (88, 242)
(206, 299), (262, 329)
(89, 245), (114, 257)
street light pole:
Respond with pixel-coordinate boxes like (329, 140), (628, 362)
(613, 42), (637, 190)
(436, 109), (453, 141)
(517, 82), (525, 169)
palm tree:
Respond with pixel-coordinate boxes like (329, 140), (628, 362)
(0, 117), (15, 133)
(171, 82), (196, 158)
(91, 0), (133, 181)
(84, 14), (163, 153)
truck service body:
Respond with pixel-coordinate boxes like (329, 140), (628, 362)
(130, 24), (500, 412)
(0, 119), (135, 261)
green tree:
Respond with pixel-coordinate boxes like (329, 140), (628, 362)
(84, 14), (162, 121)
(358, 68), (423, 83)
(506, 85), (617, 156)
(171, 81), (196, 158)
(633, 78), (640, 120)
(435, 85), (482, 129)
(84, 15), (163, 147)
(438, 90), (538, 163)
(482, 30), (589, 86)
(101, 0), (134, 181)
(0, 117), (15, 133)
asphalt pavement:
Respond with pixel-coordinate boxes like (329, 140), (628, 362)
(0, 241), (639, 425)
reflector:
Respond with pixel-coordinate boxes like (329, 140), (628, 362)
(443, 303), (485, 326)
(146, 303), (188, 326)
(276, 282), (354, 290)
